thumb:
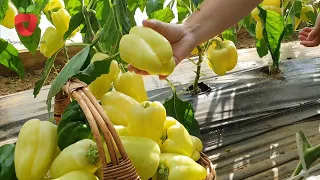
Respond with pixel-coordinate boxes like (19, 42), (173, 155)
(142, 19), (169, 35)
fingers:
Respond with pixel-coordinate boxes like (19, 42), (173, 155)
(142, 19), (169, 36)
(300, 37), (320, 47)
(127, 65), (150, 75)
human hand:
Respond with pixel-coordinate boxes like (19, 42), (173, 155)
(299, 27), (320, 47)
(128, 19), (197, 80)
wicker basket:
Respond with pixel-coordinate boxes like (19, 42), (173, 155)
(54, 78), (216, 180)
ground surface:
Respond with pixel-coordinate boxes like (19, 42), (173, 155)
(0, 30), (298, 96)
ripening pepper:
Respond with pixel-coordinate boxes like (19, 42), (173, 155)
(0, 144), (17, 180)
(14, 119), (58, 180)
(88, 53), (120, 100)
(119, 26), (176, 76)
(101, 91), (140, 126)
(207, 38), (238, 76)
(256, 21), (263, 40)
(51, 8), (71, 35)
(301, 5), (314, 22)
(120, 136), (161, 180)
(190, 136), (203, 161)
(113, 71), (148, 103)
(152, 153), (207, 180)
(251, 4), (282, 22)
(50, 139), (101, 178)
(1, 2), (17, 29)
(40, 27), (65, 58)
(128, 101), (166, 142)
(262, 0), (280, 7)
(52, 171), (99, 180)
(159, 117), (193, 158)
(43, 0), (65, 12)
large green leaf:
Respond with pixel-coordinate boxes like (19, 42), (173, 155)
(33, 53), (58, 98)
(191, 0), (204, 7)
(0, 38), (24, 79)
(64, 12), (84, 40)
(96, 0), (122, 55)
(114, 0), (131, 34)
(258, 7), (286, 68)
(222, 26), (237, 44)
(63, 0), (87, 16)
(305, 11), (317, 26)
(151, 7), (174, 23)
(75, 59), (112, 84)
(177, 0), (190, 23)
(0, 0), (9, 23)
(146, 0), (164, 17)
(11, 0), (32, 9)
(17, 26), (41, 55)
(0, 144), (17, 180)
(46, 46), (90, 112)
(240, 14), (256, 37)
(163, 92), (201, 138)
(256, 38), (268, 58)
(33, 0), (49, 15)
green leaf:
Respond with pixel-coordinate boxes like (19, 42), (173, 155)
(150, 7), (174, 23)
(63, 0), (87, 16)
(26, 4), (35, 13)
(75, 59), (112, 84)
(96, 0), (122, 54)
(0, 38), (24, 79)
(114, 0), (132, 34)
(33, 53), (58, 98)
(240, 14), (256, 37)
(0, 0), (9, 23)
(0, 144), (17, 180)
(305, 11), (317, 26)
(256, 38), (268, 58)
(222, 26), (237, 44)
(11, 0), (32, 9)
(191, 0), (204, 7)
(177, 0), (190, 23)
(46, 46), (91, 112)
(146, 0), (164, 17)
(163, 92), (201, 138)
(33, 0), (49, 15)
(64, 12), (84, 40)
(127, 0), (139, 11)
(258, 7), (286, 68)
(17, 26), (41, 55)
(18, 7), (25, 13)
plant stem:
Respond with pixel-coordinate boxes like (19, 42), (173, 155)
(63, 46), (69, 64)
(193, 46), (203, 94)
(119, 63), (126, 73)
(165, 78), (176, 92)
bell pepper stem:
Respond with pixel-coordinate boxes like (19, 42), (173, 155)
(165, 78), (176, 92)
(211, 38), (223, 49)
(119, 63), (127, 73)
(157, 163), (169, 180)
(86, 144), (99, 166)
(193, 45), (203, 94)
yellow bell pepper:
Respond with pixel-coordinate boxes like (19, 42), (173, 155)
(190, 136), (203, 161)
(128, 101), (166, 142)
(50, 139), (101, 178)
(119, 26), (176, 76)
(101, 91), (140, 126)
(113, 71), (148, 103)
(262, 0), (280, 7)
(43, 0), (65, 12)
(152, 153), (207, 180)
(159, 117), (193, 157)
(52, 171), (99, 180)
(207, 38), (238, 76)
(51, 8), (71, 35)
(40, 27), (65, 58)
(256, 21), (263, 40)
(294, 16), (301, 30)
(14, 119), (58, 180)
(301, 5), (314, 22)
(88, 53), (120, 100)
(1, 2), (17, 29)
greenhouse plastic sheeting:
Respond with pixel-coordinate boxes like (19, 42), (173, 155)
(1, 57), (320, 179)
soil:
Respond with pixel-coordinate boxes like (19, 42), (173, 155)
(0, 30), (298, 97)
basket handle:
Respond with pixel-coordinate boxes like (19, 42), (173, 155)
(62, 78), (128, 167)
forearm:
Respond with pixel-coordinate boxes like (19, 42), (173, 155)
(184, 0), (263, 45)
